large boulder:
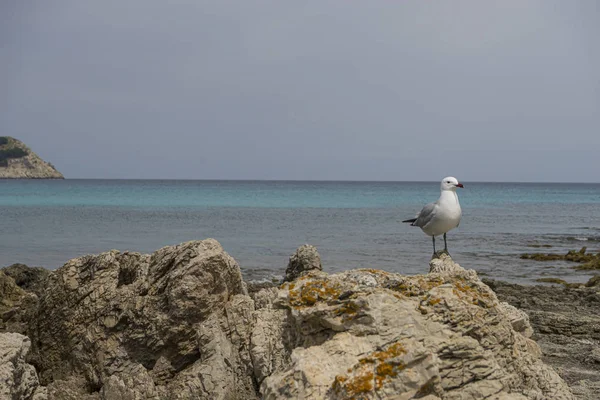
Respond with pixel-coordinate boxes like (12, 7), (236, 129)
(27, 239), (258, 399)
(257, 254), (573, 399)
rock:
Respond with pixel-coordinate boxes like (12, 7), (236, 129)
(486, 279), (600, 400)
(2, 263), (50, 297)
(0, 332), (46, 399)
(520, 247), (600, 271)
(0, 270), (26, 311)
(0, 270), (38, 334)
(0, 137), (63, 179)
(430, 252), (472, 275)
(27, 239), (258, 399)
(45, 376), (99, 399)
(499, 302), (535, 339)
(10, 240), (574, 399)
(586, 275), (600, 287)
(285, 244), (322, 282)
(536, 277), (568, 285)
(259, 255), (572, 399)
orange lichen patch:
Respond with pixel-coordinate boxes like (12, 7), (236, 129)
(451, 278), (493, 308)
(332, 341), (407, 396)
(371, 342), (406, 362)
(375, 362), (398, 389)
(418, 294), (446, 314)
(333, 300), (362, 321)
(388, 277), (445, 298)
(427, 296), (442, 306)
(288, 279), (342, 308)
(346, 371), (374, 396)
(332, 369), (374, 398)
(279, 282), (296, 290)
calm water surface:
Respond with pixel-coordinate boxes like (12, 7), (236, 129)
(1, 180), (599, 284)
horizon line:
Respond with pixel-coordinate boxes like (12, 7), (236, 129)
(36, 178), (600, 184)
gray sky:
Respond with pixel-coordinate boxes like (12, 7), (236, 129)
(2, 1), (599, 182)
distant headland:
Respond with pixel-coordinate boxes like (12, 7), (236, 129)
(0, 137), (64, 179)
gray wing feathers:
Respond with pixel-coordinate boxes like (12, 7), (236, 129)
(413, 202), (437, 228)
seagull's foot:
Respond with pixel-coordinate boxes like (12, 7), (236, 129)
(431, 250), (451, 259)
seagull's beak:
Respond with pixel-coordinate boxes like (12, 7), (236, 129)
(455, 183), (464, 188)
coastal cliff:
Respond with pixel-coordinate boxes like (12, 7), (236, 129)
(0, 137), (63, 179)
(0, 240), (577, 399)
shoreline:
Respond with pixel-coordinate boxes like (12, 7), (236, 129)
(484, 277), (600, 400)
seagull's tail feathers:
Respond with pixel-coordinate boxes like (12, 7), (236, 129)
(402, 218), (418, 225)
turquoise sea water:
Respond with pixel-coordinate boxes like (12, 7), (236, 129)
(1, 179), (599, 284)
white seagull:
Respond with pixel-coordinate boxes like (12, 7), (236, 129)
(403, 177), (464, 254)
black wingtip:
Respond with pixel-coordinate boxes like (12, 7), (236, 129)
(402, 218), (417, 224)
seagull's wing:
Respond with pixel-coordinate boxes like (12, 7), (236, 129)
(412, 202), (437, 228)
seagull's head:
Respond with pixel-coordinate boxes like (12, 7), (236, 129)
(441, 176), (464, 191)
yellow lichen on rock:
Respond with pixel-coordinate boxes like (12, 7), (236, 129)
(332, 341), (407, 397)
(451, 277), (493, 308)
(288, 278), (342, 308)
(388, 276), (445, 298)
(332, 369), (374, 398)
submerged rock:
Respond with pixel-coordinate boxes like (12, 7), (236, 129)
(521, 247), (600, 270)
(586, 275), (600, 287)
(1, 241), (575, 399)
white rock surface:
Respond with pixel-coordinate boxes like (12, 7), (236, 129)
(0, 332), (46, 400)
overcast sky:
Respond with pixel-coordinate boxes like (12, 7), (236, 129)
(1, 1), (599, 181)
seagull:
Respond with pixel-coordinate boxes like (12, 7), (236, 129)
(403, 177), (464, 255)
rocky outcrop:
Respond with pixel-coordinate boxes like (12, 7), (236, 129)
(485, 278), (600, 400)
(0, 137), (63, 179)
(0, 241), (575, 399)
(25, 239), (256, 399)
(258, 254), (571, 399)
(285, 244), (322, 281)
(0, 332), (46, 399)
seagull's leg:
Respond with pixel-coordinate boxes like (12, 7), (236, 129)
(432, 236), (436, 254)
(443, 233), (450, 255)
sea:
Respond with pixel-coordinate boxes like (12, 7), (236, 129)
(1, 179), (599, 284)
